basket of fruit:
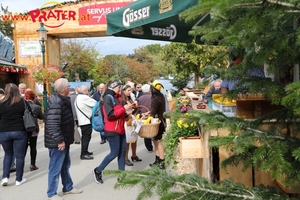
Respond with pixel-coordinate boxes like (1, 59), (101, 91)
(137, 116), (161, 138)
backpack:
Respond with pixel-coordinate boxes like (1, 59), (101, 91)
(91, 94), (115, 132)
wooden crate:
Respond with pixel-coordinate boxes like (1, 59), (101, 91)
(179, 136), (204, 158)
(275, 179), (300, 194)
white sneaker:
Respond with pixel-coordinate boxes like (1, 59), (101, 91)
(16, 178), (26, 186)
(1, 178), (8, 186)
(47, 195), (64, 200)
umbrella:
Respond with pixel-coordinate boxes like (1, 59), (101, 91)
(106, 0), (210, 43)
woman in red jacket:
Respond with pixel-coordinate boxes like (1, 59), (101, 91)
(92, 79), (133, 184)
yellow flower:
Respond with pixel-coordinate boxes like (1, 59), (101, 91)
(183, 123), (189, 128)
(190, 122), (196, 127)
(177, 120), (183, 128)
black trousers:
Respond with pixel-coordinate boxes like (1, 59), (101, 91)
(25, 135), (38, 165)
(80, 124), (92, 156)
(144, 138), (153, 151)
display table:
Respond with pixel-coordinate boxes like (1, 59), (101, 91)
(182, 92), (278, 187)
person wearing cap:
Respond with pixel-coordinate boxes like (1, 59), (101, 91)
(149, 80), (167, 169)
(24, 89), (43, 171)
(93, 78), (133, 184)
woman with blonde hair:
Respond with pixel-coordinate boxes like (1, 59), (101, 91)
(0, 83), (28, 186)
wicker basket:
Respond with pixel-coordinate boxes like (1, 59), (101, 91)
(138, 120), (161, 138)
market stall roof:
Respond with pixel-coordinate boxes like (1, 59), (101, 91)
(106, 0), (210, 43)
(0, 58), (27, 69)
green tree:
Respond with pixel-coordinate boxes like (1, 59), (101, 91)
(161, 42), (228, 90)
(103, 1), (300, 199)
(181, 0), (299, 99)
(0, 4), (13, 39)
(60, 39), (100, 82)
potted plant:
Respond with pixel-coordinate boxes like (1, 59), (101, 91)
(30, 64), (64, 84)
(163, 94), (200, 165)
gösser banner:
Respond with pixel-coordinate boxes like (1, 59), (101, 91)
(106, 0), (210, 43)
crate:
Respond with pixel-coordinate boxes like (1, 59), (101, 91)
(212, 101), (236, 117)
(179, 136), (204, 158)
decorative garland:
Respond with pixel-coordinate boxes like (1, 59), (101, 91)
(0, 66), (29, 74)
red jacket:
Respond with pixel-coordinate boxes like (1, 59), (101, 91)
(102, 91), (126, 136)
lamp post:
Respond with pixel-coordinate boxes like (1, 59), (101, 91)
(37, 22), (48, 113)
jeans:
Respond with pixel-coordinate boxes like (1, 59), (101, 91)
(0, 131), (27, 182)
(96, 134), (126, 172)
(47, 146), (73, 198)
(80, 124), (92, 155)
(100, 131), (107, 141)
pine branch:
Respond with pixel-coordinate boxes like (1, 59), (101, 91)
(103, 168), (294, 200)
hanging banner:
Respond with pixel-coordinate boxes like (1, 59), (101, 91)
(78, 1), (132, 25)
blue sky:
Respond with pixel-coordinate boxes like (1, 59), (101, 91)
(1, 0), (170, 56)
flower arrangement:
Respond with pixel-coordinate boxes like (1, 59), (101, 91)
(178, 95), (192, 113)
(30, 64), (64, 84)
(163, 110), (199, 165)
(176, 118), (198, 137)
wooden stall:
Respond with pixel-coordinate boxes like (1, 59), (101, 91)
(180, 91), (284, 188)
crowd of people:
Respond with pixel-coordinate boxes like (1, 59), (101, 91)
(0, 78), (168, 200)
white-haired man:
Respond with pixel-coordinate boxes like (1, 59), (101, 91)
(75, 85), (96, 160)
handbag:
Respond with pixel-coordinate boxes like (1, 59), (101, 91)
(23, 100), (37, 132)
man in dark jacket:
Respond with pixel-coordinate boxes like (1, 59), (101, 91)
(45, 78), (82, 200)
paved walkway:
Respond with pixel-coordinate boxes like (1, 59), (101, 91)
(0, 129), (159, 200)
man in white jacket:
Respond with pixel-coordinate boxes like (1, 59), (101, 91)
(75, 85), (96, 160)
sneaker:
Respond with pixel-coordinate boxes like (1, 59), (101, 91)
(16, 178), (26, 186)
(63, 188), (83, 195)
(1, 178), (8, 186)
(47, 195), (64, 200)
(92, 168), (103, 184)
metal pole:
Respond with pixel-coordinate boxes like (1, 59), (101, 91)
(41, 37), (47, 113)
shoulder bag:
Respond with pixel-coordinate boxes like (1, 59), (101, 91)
(23, 100), (37, 132)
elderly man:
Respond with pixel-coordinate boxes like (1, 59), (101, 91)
(92, 83), (107, 144)
(45, 78), (82, 200)
(137, 84), (153, 152)
(18, 83), (26, 97)
(75, 85), (96, 160)
(92, 83), (105, 102)
(203, 79), (222, 101)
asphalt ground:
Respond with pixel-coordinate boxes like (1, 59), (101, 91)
(0, 128), (160, 200)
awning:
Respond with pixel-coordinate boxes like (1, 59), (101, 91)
(106, 0), (210, 43)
